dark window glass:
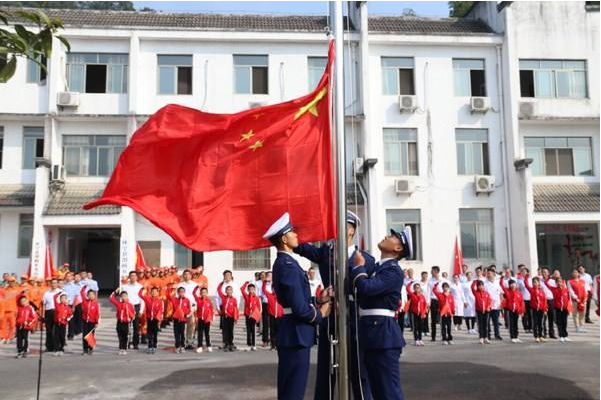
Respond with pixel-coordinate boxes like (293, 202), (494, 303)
(252, 66), (268, 94)
(482, 142), (490, 174)
(557, 148), (574, 175)
(520, 70), (535, 97)
(177, 66), (192, 94)
(85, 64), (107, 93)
(470, 69), (486, 96)
(398, 69), (414, 95)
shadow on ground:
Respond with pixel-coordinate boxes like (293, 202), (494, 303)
(135, 361), (594, 400)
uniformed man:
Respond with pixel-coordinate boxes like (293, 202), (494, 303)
(294, 210), (374, 400)
(263, 212), (332, 400)
(350, 227), (413, 400)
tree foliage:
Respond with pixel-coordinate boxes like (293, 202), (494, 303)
(448, 1), (474, 17)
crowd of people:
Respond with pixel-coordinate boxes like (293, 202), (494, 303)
(0, 260), (598, 359)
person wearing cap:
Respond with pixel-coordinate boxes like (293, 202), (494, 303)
(263, 212), (332, 400)
(1, 276), (21, 343)
(350, 227), (412, 400)
(293, 210), (374, 400)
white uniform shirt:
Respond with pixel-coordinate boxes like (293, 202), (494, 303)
(539, 278), (555, 300)
(450, 282), (466, 316)
(459, 273), (468, 283)
(484, 278), (502, 310)
(121, 282), (144, 312)
(426, 277), (450, 302)
(581, 273), (593, 292)
(461, 280), (476, 317)
(308, 278), (322, 297)
(517, 276), (531, 301)
(42, 288), (64, 310)
(177, 280), (199, 308)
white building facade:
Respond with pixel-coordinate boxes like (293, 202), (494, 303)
(0, 2), (598, 289)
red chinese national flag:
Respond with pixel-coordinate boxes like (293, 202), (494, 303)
(84, 330), (96, 348)
(453, 236), (463, 276)
(84, 43), (336, 251)
(135, 243), (147, 272)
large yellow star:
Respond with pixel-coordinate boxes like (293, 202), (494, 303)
(240, 130), (254, 142)
(294, 86), (328, 121)
(249, 140), (263, 151)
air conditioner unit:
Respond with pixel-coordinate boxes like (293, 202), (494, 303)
(470, 97), (490, 113)
(57, 91), (79, 107)
(395, 178), (415, 195)
(474, 175), (495, 194)
(249, 102), (267, 109)
(51, 165), (65, 182)
(518, 102), (536, 118)
(399, 95), (417, 113)
(353, 157), (364, 175)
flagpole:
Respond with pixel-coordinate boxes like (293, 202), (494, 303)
(330, 2), (350, 399)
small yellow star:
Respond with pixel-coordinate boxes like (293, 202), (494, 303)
(294, 86), (328, 121)
(249, 140), (264, 151)
(240, 130), (254, 142)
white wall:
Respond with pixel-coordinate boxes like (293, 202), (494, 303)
(0, 120), (40, 184)
(0, 210), (32, 275)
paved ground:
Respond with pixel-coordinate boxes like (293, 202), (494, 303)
(0, 311), (598, 400)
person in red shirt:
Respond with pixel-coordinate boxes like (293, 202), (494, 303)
(567, 269), (587, 333)
(139, 286), (164, 354)
(407, 283), (427, 346)
(80, 286), (100, 355)
(523, 275), (548, 342)
(218, 285), (239, 352)
(433, 282), (456, 345)
(53, 292), (72, 356)
(15, 295), (38, 358)
(241, 281), (262, 351)
(110, 290), (136, 355)
(167, 287), (192, 353)
(262, 277), (283, 350)
(546, 277), (571, 342)
(193, 286), (214, 353)
(471, 279), (493, 344)
(499, 278), (525, 343)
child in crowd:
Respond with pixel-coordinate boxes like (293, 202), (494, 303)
(193, 286), (214, 353)
(53, 292), (72, 356)
(219, 285), (239, 352)
(241, 281), (262, 351)
(499, 278), (525, 343)
(524, 275), (548, 342)
(262, 278), (283, 350)
(407, 283), (427, 346)
(167, 287), (191, 353)
(15, 295), (37, 358)
(471, 279), (492, 344)
(110, 289), (136, 355)
(80, 286), (100, 355)
(568, 269), (587, 333)
(434, 282), (456, 345)
(139, 286), (164, 354)
(547, 277), (571, 342)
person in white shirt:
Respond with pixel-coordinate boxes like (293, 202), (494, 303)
(307, 266), (322, 304)
(419, 271), (429, 336)
(42, 278), (65, 352)
(484, 267), (503, 340)
(459, 264), (469, 283)
(516, 265), (532, 333)
(426, 266), (450, 342)
(120, 271), (144, 350)
(461, 272), (476, 334)
(450, 274), (467, 330)
(177, 269), (199, 349)
(577, 265), (594, 323)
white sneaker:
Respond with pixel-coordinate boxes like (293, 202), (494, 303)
(484, 338), (491, 344)
(579, 328), (586, 333)
(196, 347), (203, 353)
(564, 337), (572, 342)
(442, 341), (448, 345)
(559, 337), (565, 342)
(415, 341), (420, 346)
(181, 348), (186, 354)
(479, 338), (484, 344)
(207, 346), (213, 353)
(516, 338), (523, 343)
(511, 339), (517, 344)
(448, 341), (454, 345)
(575, 327), (582, 333)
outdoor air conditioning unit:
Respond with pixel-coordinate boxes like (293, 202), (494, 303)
(518, 102), (536, 119)
(470, 97), (490, 113)
(474, 175), (495, 194)
(399, 95), (417, 113)
(51, 165), (65, 182)
(394, 178), (415, 195)
(249, 101), (267, 109)
(353, 157), (364, 175)
(57, 91), (80, 107)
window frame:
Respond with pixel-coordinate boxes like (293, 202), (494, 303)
(524, 136), (594, 177)
(452, 58), (486, 97)
(17, 213), (34, 258)
(383, 128), (419, 176)
(233, 54), (269, 95)
(518, 59), (588, 99)
(22, 127), (44, 169)
(455, 128), (490, 176)
(459, 208), (495, 260)
(26, 53), (47, 84)
(381, 57), (416, 96)
(385, 209), (422, 261)
(307, 56), (327, 91)
(66, 52), (129, 94)
(61, 135), (126, 177)
(156, 54), (193, 95)
(233, 248), (271, 271)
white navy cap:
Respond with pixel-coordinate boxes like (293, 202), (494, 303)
(262, 212), (294, 242)
(390, 226), (413, 260)
(346, 210), (361, 228)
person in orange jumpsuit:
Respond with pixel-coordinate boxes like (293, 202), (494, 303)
(1, 277), (21, 343)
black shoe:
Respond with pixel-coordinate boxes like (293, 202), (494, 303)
(133, 345), (139, 350)
(549, 335), (558, 339)
(495, 336), (503, 340)
(185, 345), (193, 350)
(141, 338), (148, 344)
(67, 335), (74, 340)
(585, 319), (593, 324)
(430, 338), (436, 342)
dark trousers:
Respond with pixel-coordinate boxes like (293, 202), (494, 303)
(465, 317), (476, 330)
(197, 320), (211, 347)
(364, 348), (404, 400)
(82, 321), (95, 352)
(17, 327), (29, 353)
(453, 316), (462, 326)
(131, 304), (141, 347)
(349, 318), (372, 400)
(543, 300), (556, 337)
(277, 346), (311, 400)
(246, 317), (256, 346)
(261, 303), (269, 343)
(173, 320), (186, 348)
(503, 309), (509, 328)
(532, 309), (544, 338)
(116, 321), (129, 350)
(398, 312), (406, 333)
(585, 292), (593, 321)
(68, 304), (82, 338)
(522, 301), (532, 331)
(441, 315), (453, 341)
(44, 310), (55, 352)
(430, 299), (439, 340)
(223, 317), (234, 346)
(412, 313), (424, 341)
(555, 308), (568, 338)
(477, 311), (489, 339)
(53, 323), (66, 352)
(508, 310), (519, 339)
(423, 311), (429, 333)
(315, 314), (336, 400)
(147, 319), (159, 349)
(269, 315), (278, 348)
(488, 309), (501, 339)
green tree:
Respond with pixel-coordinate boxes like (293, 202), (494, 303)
(0, 8), (69, 81)
(448, 1), (474, 17)
(402, 8), (417, 17)
(0, 2), (136, 11)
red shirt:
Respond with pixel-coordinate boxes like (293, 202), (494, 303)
(241, 282), (262, 319)
(110, 293), (136, 322)
(406, 284), (427, 319)
(80, 287), (100, 324)
(433, 283), (456, 317)
(524, 278), (548, 312)
(193, 289), (214, 323)
(471, 280), (493, 312)
(262, 281), (283, 318)
(167, 291), (191, 322)
(546, 280), (570, 311)
(16, 304), (37, 329)
(53, 293), (73, 326)
(499, 279), (525, 314)
(139, 288), (164, 322)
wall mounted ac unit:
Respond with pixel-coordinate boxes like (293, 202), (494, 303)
(470, 97), (490, 113)
(395, 178), (415, 195)
(57, 92), (79, 107)
(474, 175), (495, 194)
(399, 95), (417, 113)
(51, 165), (65, 182)
(518, 102), (536, 118)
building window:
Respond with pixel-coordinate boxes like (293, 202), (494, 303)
(174, 241), (190, 268)
(67, 53), (128, 93)
(386, 209), (422, 260)
(18, 214), (33, 258)
(157, 55), (193, 95)
(519, 60), (587, 98)
(460, 208), (494, 259)
(62, 135), (126, 177)
(383, 128), (418, 175)
(524, 137), (593, 176)
(23, 127), (44, 169)
(234, 55), (268, 94)
(453, 59), (486, 96)
(233, 248), (271, 271)
(381, 57), (415, 95)
(26, 54), (47, 83)
(0, 126), (3, 169)
(308, 56), (327, 90)
(456, 129), (489, 175)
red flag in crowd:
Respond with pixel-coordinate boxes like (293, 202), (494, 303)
(135, 243), (147, 272)
(84, 330), (96, 348)
(453, 236), (463, 276)
(84, 41), (336, 251)
(44, 244), (57, 279)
